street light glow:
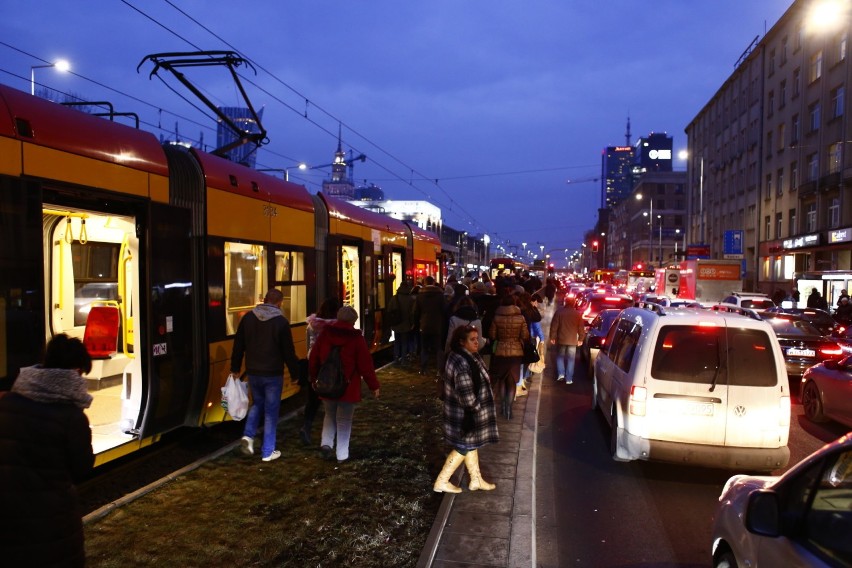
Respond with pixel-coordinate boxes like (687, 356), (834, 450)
(31, 59), (71, 96)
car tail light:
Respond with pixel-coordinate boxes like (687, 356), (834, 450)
(819, 344), (843, 357)
(697, 321), (718, 327)
(583, 306), (591, 319)
(629, 385), (646, 416)
(779, 396), (790, 427)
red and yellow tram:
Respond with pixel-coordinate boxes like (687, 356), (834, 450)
(0, 84), (439, 466)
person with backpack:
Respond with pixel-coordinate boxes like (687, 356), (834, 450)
(301, 297), (340, 446)
(308, 306), (380, 463)
(230, 288), (300, 462)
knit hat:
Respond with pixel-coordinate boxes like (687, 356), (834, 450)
(337, 305), (358, 323)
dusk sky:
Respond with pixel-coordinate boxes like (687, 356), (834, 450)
(1, 1), (792, 263)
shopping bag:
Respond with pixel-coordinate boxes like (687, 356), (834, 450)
(221, 374), (249, 421)
(528, 339), (546, 374)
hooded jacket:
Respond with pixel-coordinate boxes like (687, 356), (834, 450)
(306, 313), (336, 356)
(0, 366), (95, 567)
(308, 321), (380, 403)
(231, 302), (299, 379)
(444, 305), (486, 352)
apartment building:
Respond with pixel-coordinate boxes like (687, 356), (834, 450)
(684, 0), (851, 299)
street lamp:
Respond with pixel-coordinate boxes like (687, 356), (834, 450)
(679, 150), (704, 244)
(521, 242), (527, 252)
(636, 193), (653, 266)
(31, 59), (70, 96)
(257, 163), (308, 181)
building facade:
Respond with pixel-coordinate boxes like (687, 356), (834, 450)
(684, 0), (851, 299)
(607, 171), (687, 270)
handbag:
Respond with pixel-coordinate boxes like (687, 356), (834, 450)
(221, 374), (249, 421)
(522, 339), (540, 364)
(528, 339), (546, 374)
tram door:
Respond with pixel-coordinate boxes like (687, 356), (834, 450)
(142, 203), (197, 436)
(43, 202), (142, 455)
(328, 238), (362, 329)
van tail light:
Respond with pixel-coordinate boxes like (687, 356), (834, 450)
(779, 396), (790, 427)
(629, 385), (647, 416)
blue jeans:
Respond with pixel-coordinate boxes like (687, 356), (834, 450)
(393, 331), (411, 362)
(243, 374), (283, 458)
(556, 345), (577, 379)
(321, 399), (356, 461)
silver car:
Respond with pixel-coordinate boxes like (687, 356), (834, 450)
(711, 433), (852, 568)
(801, 357), (852, 429)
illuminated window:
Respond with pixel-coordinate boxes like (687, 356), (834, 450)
(789, 209), (797, 235)
(273, 250), (307, 324)
(224, 242), (267, 335)
(809, 50), (823, 83)
(829, 143), (842, 174)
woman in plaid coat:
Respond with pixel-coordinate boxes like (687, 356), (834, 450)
(433, 325), (499, 493)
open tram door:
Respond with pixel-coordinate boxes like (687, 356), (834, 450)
(326, 236), (363, 330)
(42, 201), (144, 458)
(42, 199), (201, 461)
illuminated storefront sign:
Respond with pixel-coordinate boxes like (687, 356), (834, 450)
(782, 233), (820, 249)
(828, 228), (852, 244)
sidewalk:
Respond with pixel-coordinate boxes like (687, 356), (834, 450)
(418, 299), (555, 567)
(417, 377), (540, 567)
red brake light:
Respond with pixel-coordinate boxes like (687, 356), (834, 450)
(819, 346), (843, 357)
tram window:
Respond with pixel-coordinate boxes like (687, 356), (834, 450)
(71, 242), (120, 327)
(224, 242), (267, 335)
(274, 251), (306, 323)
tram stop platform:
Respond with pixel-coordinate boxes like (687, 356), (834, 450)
(416, 375), (539, 568)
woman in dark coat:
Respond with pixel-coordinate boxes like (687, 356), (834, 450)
(433, 325), (499, 493)
(0, 334), (95, 567)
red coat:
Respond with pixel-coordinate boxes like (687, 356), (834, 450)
(308, 321), (380, 402)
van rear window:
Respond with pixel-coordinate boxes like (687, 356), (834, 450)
(651, 326), (777, 387)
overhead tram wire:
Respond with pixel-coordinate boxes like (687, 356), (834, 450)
(149, 0), (493, 235)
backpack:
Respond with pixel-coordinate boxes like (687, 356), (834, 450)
(312, 345), (349, 398)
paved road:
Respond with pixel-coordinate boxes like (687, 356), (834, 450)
(534, 358), (849, 567)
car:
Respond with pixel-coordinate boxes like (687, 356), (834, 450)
(800, 357), (852, 428)
(711, 433), (852, 568)
(719, 292), (775, 312)
(73, 282), (120, 326)
(580, 308), (621, 378)
(574, 292), (634, 327)
(829, 324), (852, 355)
(593, 304), (790, 471)
(764, 306), (839, 336)
(759, 312), (844, 379)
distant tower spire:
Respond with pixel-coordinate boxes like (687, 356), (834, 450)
(625, 114), (632, 146)
(332, 123), (346, 183)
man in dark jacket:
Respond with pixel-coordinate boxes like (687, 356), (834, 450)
(412, 276), (446, 375)
(231, 288), (300, 462)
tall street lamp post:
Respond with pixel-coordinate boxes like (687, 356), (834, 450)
(31, 59), (70, 96)
(637, 193), (653, 266)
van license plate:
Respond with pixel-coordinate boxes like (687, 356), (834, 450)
(786, 348), (815, 357)
(663, 401), (714, 416)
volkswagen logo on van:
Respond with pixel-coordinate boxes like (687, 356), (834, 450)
(733, 405), (746, 417)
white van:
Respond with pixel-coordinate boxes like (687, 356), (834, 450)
(593, 305), (791, 471)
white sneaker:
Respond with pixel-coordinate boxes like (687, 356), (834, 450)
(262, 450), (281, 462)
(565, 378), (574, 385)
(240, 436), (254, 456)
(557, 375), (565, 382)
